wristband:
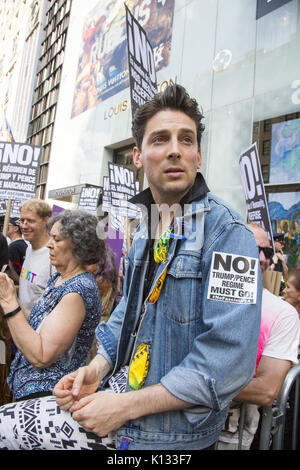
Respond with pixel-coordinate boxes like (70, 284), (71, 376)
(3, 306), (22, 319)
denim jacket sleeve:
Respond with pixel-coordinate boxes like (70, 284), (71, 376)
(160, 220), (263, 411)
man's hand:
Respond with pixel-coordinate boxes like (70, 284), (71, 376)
(70, 383), (193, 438)
(53, 367), (100, 410)
(53, 354), (111, 411)
(71, 392), (129, 437)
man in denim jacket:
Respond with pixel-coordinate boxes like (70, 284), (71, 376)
(54, 85), (262, 450)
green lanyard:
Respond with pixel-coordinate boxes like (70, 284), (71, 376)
(153, 226), (173, 263)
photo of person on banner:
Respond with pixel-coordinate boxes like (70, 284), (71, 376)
(71, 0), (175, 118)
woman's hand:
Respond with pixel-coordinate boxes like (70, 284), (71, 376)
(0, 273), (18, 311)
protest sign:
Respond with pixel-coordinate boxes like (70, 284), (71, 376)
(77, 186), (101, 214)
(102, 176), (112, 213)
(108, 162), (140, 218)
(239, 142), (274, 250)
(125, 5), (157, 118)
(207, 252), (258, 304)
(106, 226), (124, 272)
(0, 141), (42, 217)
(52, 204), (64, 216)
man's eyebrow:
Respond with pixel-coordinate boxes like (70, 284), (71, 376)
(148, 128), (196, 137)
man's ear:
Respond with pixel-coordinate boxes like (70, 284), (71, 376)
(197, 147), (202, 169)
(133, 146), (143, 169)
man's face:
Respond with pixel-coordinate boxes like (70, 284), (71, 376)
(133, 110), (201, 205)
(7, 223), (17, 240)
(251, 226), (271, 273)
(20, 208), (48, 245)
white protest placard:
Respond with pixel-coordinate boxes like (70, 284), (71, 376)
(207, 252), (258, 304)
(0, 141), (42, 216)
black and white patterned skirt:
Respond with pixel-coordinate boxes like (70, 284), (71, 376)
(0, 367), (128, 450)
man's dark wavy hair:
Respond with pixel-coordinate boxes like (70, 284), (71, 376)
(131, 84), (205, 149)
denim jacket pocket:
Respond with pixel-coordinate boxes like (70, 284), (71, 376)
(162, 253), (202, 324)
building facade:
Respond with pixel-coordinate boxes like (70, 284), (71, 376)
(0, 0), (47, 143)
(2, 0), (299, 264)
(26, 0), (72, 199)
(46, 0), (300, 258)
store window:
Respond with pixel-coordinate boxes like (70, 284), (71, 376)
(113, 144), (144, 192)
(250, 0), (300, 269)
(253, 112), (300, 268)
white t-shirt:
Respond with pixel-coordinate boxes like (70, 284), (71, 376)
(18, 244), (55, 312)
(218, 288), (300, 449)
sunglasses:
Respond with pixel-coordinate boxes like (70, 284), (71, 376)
(258, 246), (273, 260)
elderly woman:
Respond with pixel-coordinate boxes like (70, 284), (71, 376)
(0, 210), (104, 405)
(0, 211), (121, 450)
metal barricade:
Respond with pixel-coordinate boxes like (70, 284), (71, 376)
(266, 364), (300, 450)
(238, 364), (300, 450)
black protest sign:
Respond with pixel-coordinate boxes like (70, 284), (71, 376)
(256, 0), (292, 19)
(102, 176), (112, 213)
(125, 4), (157, 119)
(0, 142), (42, 216)
(239, 143), (274, 250)
(108, 162), (140, 218)
(77, 186), (101, 214)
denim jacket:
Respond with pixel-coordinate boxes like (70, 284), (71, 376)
(96, 180), (262, 450)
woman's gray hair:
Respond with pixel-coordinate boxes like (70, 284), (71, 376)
(47, 210), (106, 267)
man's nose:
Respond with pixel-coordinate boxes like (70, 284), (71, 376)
(167, 138), (181, 158)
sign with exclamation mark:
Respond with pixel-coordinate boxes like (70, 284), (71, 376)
(239, 142), (275, 252)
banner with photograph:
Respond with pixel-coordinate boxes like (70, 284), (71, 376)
(239, 142), (274, 249)
(71, 0), (175, 118)
(125, 4), (157, 118)
(0, 141), (42, 217)
(77, 185), (102, 214)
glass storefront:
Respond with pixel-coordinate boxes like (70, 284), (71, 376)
(47, 0), (300, 266)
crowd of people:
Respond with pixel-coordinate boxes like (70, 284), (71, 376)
(0, 84), (299, 451)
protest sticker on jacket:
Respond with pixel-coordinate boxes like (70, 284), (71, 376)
(207, 252), (258, 304)
(239, 143), (274, 251)
(0, 142), (42, 216)
(77, 186), (102, 214)
(125, 4), (157, 118)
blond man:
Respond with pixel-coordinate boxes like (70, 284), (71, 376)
(19, 199), (54, 313)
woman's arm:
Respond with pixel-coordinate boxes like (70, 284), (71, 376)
(0, 273), (86, 368)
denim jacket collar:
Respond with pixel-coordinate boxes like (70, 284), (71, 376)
(129, 172), (210, 209)
(129, 172), (210, 243)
